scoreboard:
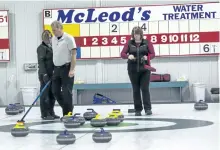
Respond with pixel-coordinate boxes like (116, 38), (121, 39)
(0, 10), (9, 62)
(43, 2), (220, 59)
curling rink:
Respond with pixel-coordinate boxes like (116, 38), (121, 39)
(0, 103), (219, 150)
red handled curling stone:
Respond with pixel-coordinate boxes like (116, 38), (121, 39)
(5, 104), (20, 115)
(194, 100), (208, 110)
(56, 130), (76, 145)
(64, 113), (81, 128)
(83, 108), (98, 121)
(92, 128), (112, 143)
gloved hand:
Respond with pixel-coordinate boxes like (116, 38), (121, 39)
(128, 55), (135, 60)
(43, 74), (49, 83)
(143, 55), (148, 60)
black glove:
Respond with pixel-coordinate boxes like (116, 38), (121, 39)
(43, 74), (49, 83)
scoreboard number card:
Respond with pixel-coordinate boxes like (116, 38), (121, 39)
(43, 2), (220, 59)
(0, 10), (9, 62)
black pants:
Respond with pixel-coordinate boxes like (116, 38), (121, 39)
(128, 70), (151, 112)
(39, 76), (55, 117)
(52, 63), (74, 116)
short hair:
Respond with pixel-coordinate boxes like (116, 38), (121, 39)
(42, 30), (52, 41)
(131, 26), (143, 39)
(51, 20), (63, 29)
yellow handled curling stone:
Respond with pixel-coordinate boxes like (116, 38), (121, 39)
(11, 121), (29, 137)
(61, 112), (74, 122)
(111, 109), (124, 122)
(106, 113), (121, 126)
(90, 114), (107, 127)
(11, 80), (51, 137)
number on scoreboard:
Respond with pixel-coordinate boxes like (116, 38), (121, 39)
(139, 22), (148, 34)
(200, 43), (219, 54)
(111, 24), (118, 33)
(0, 15), (8, 24)
(0, 50), (9, 61)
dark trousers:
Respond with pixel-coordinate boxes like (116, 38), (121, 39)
(128, 70), (151, 112)
(52, 63), (74, 116)
(39, 77), (55, 117)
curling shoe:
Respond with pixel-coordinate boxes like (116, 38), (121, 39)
(42, 115), (54, 120)
(135, 111), (142, 116)
(50, 111), (60, 119)
(145, 110), (152, 115)
(53, 114), (60, 119)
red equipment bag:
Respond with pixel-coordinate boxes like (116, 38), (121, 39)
(150, 73), (171, 82)
(144, 54), (156, 72)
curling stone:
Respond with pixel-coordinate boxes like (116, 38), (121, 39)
(92, 128), (112, 143)
(74, 113), (85, 125)
(11, 121), (29, 137)
(90, 114), (106, 127)
(106, 113), (121, 126)
(112, 109), (124, 122)
(64, 114), (81, 128)
(56, 130), (76, 145)
(61, 112), (73, 122)
(5, 104), (20, 115)
(194, 100), (208, 110)
(83, 108), (98, 121)
(14, 103), (25, 113)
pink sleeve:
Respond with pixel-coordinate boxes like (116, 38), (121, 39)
(148, 41), (155, 60)
(120, 42), (129, 59)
